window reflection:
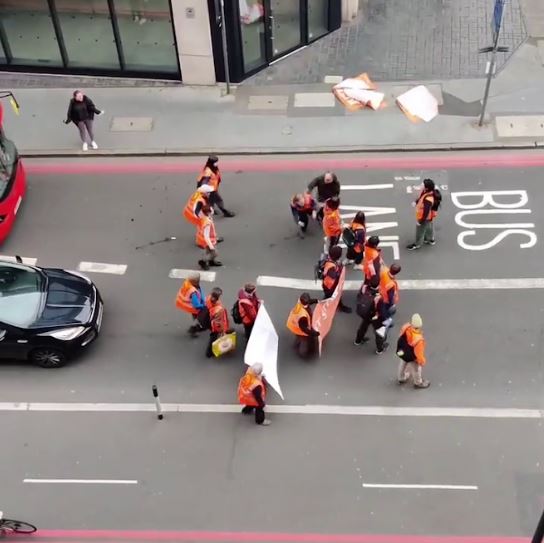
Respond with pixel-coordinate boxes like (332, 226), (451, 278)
(240, 0), (266, 72)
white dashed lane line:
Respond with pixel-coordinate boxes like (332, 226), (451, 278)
(0, 255), (38, 265)
(168, 269), (216, 282)
(23, 478), (138, 485)
(78, 262), (128, 275)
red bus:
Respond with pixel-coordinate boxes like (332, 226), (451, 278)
(0, 94), (26, 243)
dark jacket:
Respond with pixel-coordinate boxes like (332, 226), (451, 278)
(65, 96), (101, 125)
(307, 174), (341, 202)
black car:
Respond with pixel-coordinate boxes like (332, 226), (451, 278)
(0, 258), (103, 367)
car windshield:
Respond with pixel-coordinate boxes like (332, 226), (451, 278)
(0, 264), (45, 327)
(0, 131), (17, 198)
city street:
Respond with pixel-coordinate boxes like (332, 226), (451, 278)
(1, 151), (544, 541)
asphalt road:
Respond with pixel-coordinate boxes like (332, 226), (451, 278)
(1, 152), (543, 540)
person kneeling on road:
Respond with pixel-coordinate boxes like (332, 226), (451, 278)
(238, 363), (271, 426)
(396, 313), (430, 389)
(286, 292), (320, 359)
(322, 245), (351, 313)
(196, 205), (223, 271)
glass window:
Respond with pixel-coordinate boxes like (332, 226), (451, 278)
(0, 39), (6, 64)
(113, 0), (178, 74)
(55, 0), (120, 70)
(0, 132), (17, 195)
(270, 0), (301, 57)
(0, 264), (44, 328)
(308, 0), (329, 41)
(239, 0), (266, 72)
(0, 0), (63, 67)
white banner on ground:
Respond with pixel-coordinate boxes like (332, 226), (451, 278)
(244, 304), (284, 400)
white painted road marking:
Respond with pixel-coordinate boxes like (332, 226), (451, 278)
(168, 269), (216, 282)
(0, 403), (541, 419)
(23, 478), (138, 485)
(362, 483), (478, 491)
(342, 184), (394, 190)
(256, 276), (544, 291)
(78, 262), (127, 275)
(0, 255), (37, 266)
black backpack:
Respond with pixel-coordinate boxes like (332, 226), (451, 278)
(231, 300), (243, 324)
(432, 188), (442, 212)
(356, 287), (375, 319)
(314, 253), (328, 281)
(396, 333), (416, 362)
(342, 227), (356, 248)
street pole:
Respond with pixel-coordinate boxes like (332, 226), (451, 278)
(219, 0), (231, 95)
(478, 28), (500, 127)
(532, 508), (544, 543)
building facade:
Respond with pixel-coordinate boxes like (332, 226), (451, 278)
(0, 0), (342, 84)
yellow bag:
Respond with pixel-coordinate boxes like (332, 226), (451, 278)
(212, 332), (237, 358)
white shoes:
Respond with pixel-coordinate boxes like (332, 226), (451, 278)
(82, 142), (88, 151)
(91, 141), (98, 149)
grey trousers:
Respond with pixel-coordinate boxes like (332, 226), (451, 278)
(415, 220), (434, 247)
(397, 361), (424, 385)
(77, 119), (95, 144)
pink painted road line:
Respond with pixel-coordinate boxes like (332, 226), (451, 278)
(25, 152), (544, 176)
(22, 530), (529, 543)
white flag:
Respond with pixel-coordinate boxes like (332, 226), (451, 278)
(244, 304), (283, 400)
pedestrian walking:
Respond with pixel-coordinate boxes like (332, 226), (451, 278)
(406, 178), (442, 250)
(183, 184), (213, 226)
(236, 283), (261, 340)
(286, 292), (320, 359)
(379, 262), (401, 322)
(196, 205), (223, 271)
(306, 171), (341, 222)
(371, 290), (391, 355)
(321, 245), (351, 313)
(344, 211), (366, 267)
(64, 90), (103, 151)
(354, 276), (379, 346)
(174, 272), (206, 336)
(197, 155), (235, 218)
(290, 193), (316, 238)
(205, 287), (230, 358)
(396, 313), (430, 388)
(362, 235), (383, 286)
(322, 196), (342, 253)
(238, 363), (271, 426)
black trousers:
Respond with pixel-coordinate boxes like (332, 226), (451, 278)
(355, 317), (371, 343)
(346, 247), (364, 264)
(242, 405), (266, 424)
(243, 323), (254, 340)
(293, 210), (310, 231)
(206, 331), (220, 358)
(294, 335), (317, 359)
(323, 288), (350, 310)
(209, 191), (228, 213)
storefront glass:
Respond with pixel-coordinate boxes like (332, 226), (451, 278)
(1, 0), (63, 67)
(269, 0), (301, 57)
(0, 0), (180, 78)
(113, 0), (178, 73)
(308, 0), (329, 40)
(239, 0), (266, 72)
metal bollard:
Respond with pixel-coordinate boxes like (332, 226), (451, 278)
(152, 385), (163, 420)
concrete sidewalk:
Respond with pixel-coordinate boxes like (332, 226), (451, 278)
(3, 41), (544, 156)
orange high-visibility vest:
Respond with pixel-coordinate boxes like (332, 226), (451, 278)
(207, 296), (229, 334)
(238, 372), (266, 407)
(323, 206), (342, 237)
(175, 279), (202, 315)
(196, 215), (217, 249)
(416, 191), (436, 222)
(197, 166), (221, 192)
(351, 220), (366, 254)
(322, 260), (339, 291)
(183, 190), (207, 225)
(286, 301), (311, 336)
(379, 267), (399, 305)
(292, 193), (315, 212)
(363, 246), (381, 280)
(399, 323), (426, 365)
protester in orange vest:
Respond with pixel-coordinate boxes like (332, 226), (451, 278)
(345, 211), (366, 267)
(196, 205), (222, 271)
(396, 313), (430, 388)
(321, 245), (351, 313)
(238, 363), (270, 426)
(362, 235), (383, 285)
(174, 272), (206, 337)
(290, 193), (316, 238)
(205, 287), (230, 358)
(322, 196), (342, 252)
(407, 178), (440, 250)
(379, 262), (401, 320)
(236, 283), (261, 340)
(197, 155), (235, 218)
(286, 292), (320, 359)
(183, 184), (213, 226)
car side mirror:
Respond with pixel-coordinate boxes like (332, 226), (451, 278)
(15, 255), (22, 263)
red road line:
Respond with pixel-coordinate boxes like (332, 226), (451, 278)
(23, 530), (529, 543)
(24, 152), (544, 176)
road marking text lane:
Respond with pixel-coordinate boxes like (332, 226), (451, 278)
(78, 262), (128, 275)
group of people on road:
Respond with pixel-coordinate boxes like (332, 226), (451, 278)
(175, 156), (442, 425)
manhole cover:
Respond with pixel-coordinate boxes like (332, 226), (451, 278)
(110, 117), (154, 132)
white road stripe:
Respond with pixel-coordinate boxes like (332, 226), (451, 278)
(342, 184), (394, 190)
(23, 478), (138, 484)
(362, 483), (478, 490)
(0, 403), (541, 419)
(0, 255), (37, 265)
(78, 262), (127, 275)
(169, 269), (216, 282)
(256, 276), (544, 291)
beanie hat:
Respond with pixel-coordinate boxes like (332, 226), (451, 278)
(411, 313), (423, 328)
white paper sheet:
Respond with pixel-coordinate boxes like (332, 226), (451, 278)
(244, 304), (283, 400)
(396, 85), (439, 122)
(343, 88), (385, 110)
